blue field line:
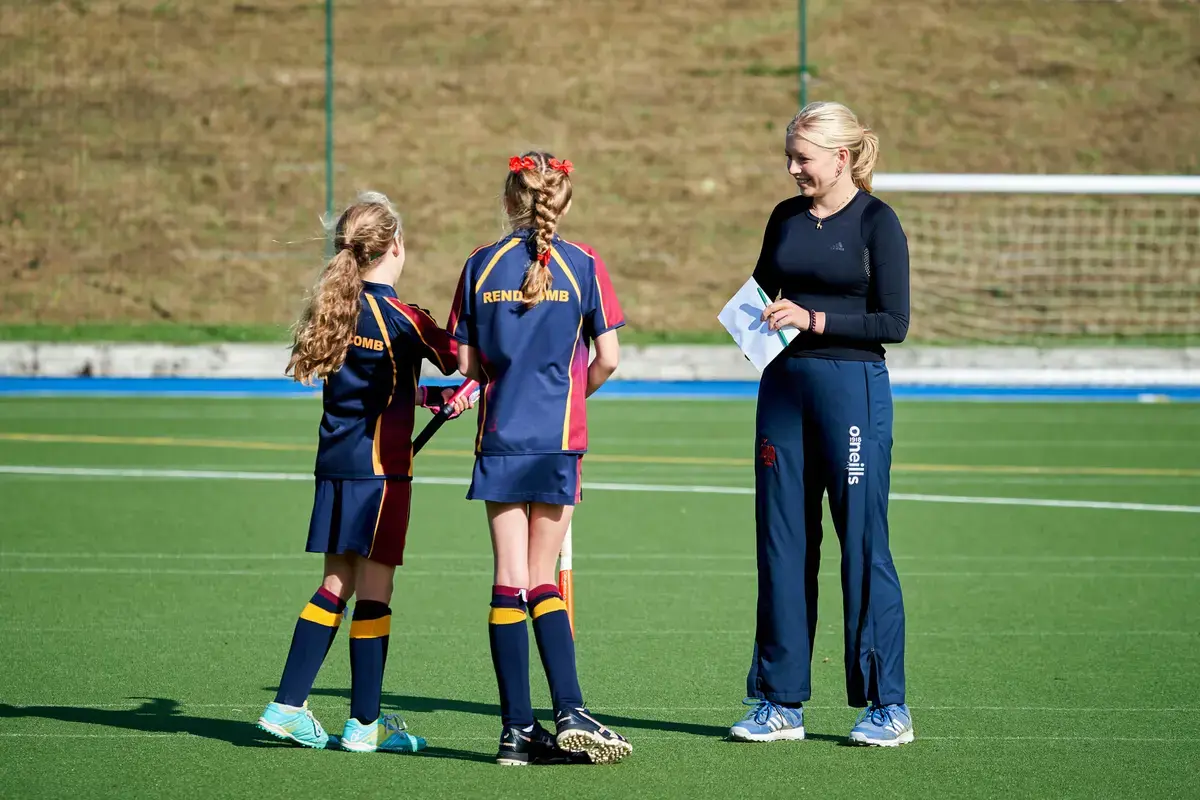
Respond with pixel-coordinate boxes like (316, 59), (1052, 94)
(0, 377), (322, 398)
(0, 376), (1197, 402)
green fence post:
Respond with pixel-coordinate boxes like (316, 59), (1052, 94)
(799, 0), (808, 109)
(325, 0), (335, 255)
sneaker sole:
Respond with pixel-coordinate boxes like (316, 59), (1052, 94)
(848, 729), (915, 747)
(340, 737), (425, 754)
(556, 730), (632, 765)
(495, 756), (529, 767)
(255, 718), (328, 750)
(728, 726), (806, 743)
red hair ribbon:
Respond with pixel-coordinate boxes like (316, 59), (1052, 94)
(509, 156), (537, 173)
(548, 158), (574, 175)
(537, 250), (552, 266)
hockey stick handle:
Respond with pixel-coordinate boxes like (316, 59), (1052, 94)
(412, 379), (480, 455)
(558, 521), (575, 636)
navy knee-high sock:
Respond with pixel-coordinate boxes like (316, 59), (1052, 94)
(489, 585), (533, 728)
(528, 584), (583, 712)
(349, 600), (391, 725)
(275, 587), (346, 707)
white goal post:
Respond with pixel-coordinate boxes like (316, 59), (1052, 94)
(869, 174), (1200, 345)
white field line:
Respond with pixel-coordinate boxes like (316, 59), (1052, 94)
(3, 552), (1199, 563)
(1, 465), (1198, 514)
(0, 732), (1197, 744)
(0, 627), (1194, 638)
(2, 566), (1198, 578)
(2, 703), (1190, 713)
(597, 437), (1200, 449)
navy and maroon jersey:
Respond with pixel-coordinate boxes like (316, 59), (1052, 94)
(448, 230), (624, 455)
(312, 281), (457, 480)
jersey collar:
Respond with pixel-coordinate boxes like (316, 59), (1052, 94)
(362, 280), (398, 298)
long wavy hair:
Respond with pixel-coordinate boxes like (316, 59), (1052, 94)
(286, 192), (401, 384)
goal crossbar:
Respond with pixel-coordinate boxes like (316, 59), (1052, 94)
(873, 174), (1200, 195)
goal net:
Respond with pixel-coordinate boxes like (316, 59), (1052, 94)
(872, 174), (1200, 346)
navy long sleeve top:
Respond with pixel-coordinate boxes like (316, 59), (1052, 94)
(751, 191), (910, 362)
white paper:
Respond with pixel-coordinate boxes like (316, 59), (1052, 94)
(717, 277), (798, 373)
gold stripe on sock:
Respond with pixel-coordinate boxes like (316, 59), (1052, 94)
(299, 603), (343, 627)
(488, 607), (527, 625)
(349, 615), (392, 639)
(530, 597), (567, 620)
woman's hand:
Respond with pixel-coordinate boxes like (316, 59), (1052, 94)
(762, 300), (825, 334)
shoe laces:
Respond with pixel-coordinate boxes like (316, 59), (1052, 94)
(742, 697), (778, 725)
(301, 706), (326, 737)
(860, 704), (894, 727)
(379, 712), (409, 735)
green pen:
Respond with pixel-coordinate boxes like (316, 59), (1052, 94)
(756, 285), (792, 348)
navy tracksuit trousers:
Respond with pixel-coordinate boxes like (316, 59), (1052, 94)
(746, 355), (906, 708)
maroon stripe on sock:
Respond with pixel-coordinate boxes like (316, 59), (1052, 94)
(493, 585), (524, 597)
(528, 584), (560, 605)
(317, 586), (347, 610)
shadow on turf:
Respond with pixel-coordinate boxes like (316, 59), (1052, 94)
(0, 698), (496, 760)
(0, 698), (276, 748)
(294, 687), (844, 744)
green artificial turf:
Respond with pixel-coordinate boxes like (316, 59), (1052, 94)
(1, 398), (1198, 799)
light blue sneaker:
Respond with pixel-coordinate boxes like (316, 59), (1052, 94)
(849, 703), (914, 746)
(256, 701), (330, 749)
(729, 698), (806, 742)
(340, 713), (427, 753)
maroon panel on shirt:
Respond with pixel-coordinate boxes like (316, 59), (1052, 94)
(593, 252), (625, 332)
(377, 384), (417, 478)
(564, 240), (625, 335)
(383, 297), (458, 376)
(566, 335), (589, 451)
(446, 262), (469, 345)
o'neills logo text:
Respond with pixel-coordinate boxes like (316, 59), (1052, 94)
(847, 425), (865, 485)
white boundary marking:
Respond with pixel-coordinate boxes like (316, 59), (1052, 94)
(1, 465), (1198, 514)
(0, 626), (1194, 638)
(2, 566), (1197, 579)
(3, 551), (1199, 564)
(3, 551), (1198, 564)
(3, 702), (1191, 713)
(0, 732), (1197, 744)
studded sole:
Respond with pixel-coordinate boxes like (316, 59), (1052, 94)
(556, 729), (632, 765)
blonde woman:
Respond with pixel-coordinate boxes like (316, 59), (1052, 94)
(730, 102), (914, 746)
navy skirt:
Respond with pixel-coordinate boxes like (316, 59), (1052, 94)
(306, 478), (412, 567)
(467, 454), (583, 506)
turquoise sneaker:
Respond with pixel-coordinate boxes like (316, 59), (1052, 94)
(340, 713), (427, 753)
(849, 703), (914, 746)
(256, 701), (330, 749)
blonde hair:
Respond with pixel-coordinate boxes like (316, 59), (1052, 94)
(786, 102), (880, 193)
(504, 151), (573, 308)
(286, 191), (402, 385)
